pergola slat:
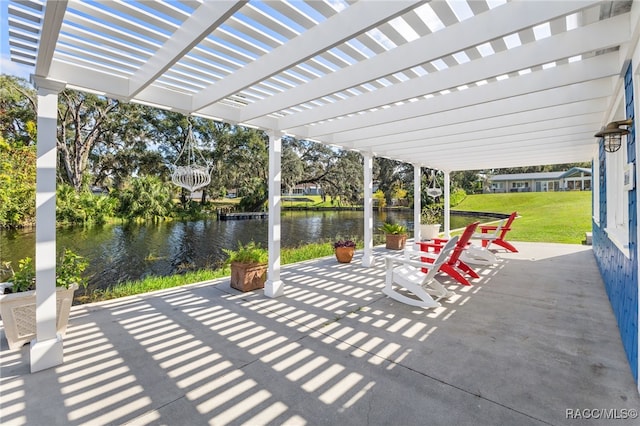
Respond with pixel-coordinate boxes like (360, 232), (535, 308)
(8, 0), (635, 171)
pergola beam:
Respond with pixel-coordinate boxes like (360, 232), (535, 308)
(128, 1), (246, 99)
(339, 100), (606, 148)
(292, 53), (618, 139)
(192, 0), (425, 111)
(277, 8), (626, 131)
(239, 0), (601, 122)
(34, 0), (67, 77)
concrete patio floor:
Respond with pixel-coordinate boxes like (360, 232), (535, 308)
(1, 242), (639, 425)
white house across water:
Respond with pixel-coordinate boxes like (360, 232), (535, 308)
(488, 167), (593, 192)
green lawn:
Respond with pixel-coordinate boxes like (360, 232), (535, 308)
(454, 191), (592, 244)
(281, 195), (349, 208)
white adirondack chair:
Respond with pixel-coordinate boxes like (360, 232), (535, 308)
(459, 244), (499, 266)
(383, 236), (459, 308)
(459, 213), (519, 266)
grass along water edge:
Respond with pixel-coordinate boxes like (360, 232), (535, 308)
(76, 241), (354, 304)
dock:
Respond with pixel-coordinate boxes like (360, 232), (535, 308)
(218, 211), (267, 220)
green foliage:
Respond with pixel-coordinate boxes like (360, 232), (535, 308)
(238, 179), (267, 211)
(374, 157), (412, 205)
(392, 187), (407, 201)
(373, 190), (386, 207)
(421, 205), (442, 224)
(450, 188), (467, 206)
(92, 102), (160, 189)
(0, 140), (36, 227)
(0, 75), (37, 146)
(451, 170), (483, 194)
(6, 257), (35, 292)
(223, 241), (268, 264)
(379, 222), (407, 235)
(57, 90), (122, 190)
(114, 176), (174, 221)
(84, 268), (230, 303)
(282, 241), (337, 264)
(5, 249), (88, 292)
(225, 127), (269, 208)
(173, 199), (206, 219)
(56, 183), (116, 224)
(56, 249), (89, 289)
(282, 138), (363, 206)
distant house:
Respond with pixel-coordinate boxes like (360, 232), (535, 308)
(487, 167), (592, 193)
(286, 183), (322, 196)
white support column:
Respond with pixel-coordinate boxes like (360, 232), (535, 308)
(414, 164), (422, 243)
(265, 130), (284, 298)
(362, 153), (375, 267)
(444, 171), (451, 238)
(31, 78), (65, 373)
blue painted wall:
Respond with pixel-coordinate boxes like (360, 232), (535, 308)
(593, 62), (638, 382)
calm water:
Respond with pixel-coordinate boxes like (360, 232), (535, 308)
(0, 210), (492, 290)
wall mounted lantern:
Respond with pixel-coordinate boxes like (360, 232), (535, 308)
(594, 118), (633, 153)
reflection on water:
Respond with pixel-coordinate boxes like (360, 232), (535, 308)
(0, 210), (492, 290)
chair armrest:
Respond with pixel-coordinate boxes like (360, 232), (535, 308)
(472, 234), (497, 241)
(384, 255), (437, 270)
(403, 248), (438, 261)
(432, 238), (449, 244)
(479, 225), (498, 233)
(417, 241), (444, 253)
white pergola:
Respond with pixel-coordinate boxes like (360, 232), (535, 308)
(7, 0), (640, 371)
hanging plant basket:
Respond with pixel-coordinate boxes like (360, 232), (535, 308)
(426, 187), (442, 198)
(427, 170), (442, 198)
(171, 165), (211, 192)
(170, 124), (212, 192)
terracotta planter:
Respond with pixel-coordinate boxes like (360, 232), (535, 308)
(420, 224), (441, 240)
(385, 234), (407, 250)
(230, 262), (267, 292)
(0, 284), (78, 350)
(335, 247), (355, 263)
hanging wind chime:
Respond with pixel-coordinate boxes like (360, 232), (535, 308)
(170, 124), (212, 192)
(426, 170), (442, 198)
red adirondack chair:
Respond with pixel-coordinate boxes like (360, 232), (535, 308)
(417, 221), (480, 286)
(474, 211), (518, 253)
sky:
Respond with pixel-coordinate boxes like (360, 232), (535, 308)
(1, 0), (34, 80)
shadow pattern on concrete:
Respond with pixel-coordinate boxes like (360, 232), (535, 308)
(1, 243), (639, 425)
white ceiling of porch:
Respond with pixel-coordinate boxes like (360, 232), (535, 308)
(7, 0), (638, 171)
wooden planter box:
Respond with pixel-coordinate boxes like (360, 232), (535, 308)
(230, 262), (267, 292)
(385, 234), (407, 250)
(335, 247), (355, 263)
(0, 284), (78, 350)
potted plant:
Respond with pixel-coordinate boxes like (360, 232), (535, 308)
(333, 239), (356, 263)
(420, 206), (442, 240)
(379, 222), (408, 250)
(0, 249), (88, 350)
(223, 241), (268, 292)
